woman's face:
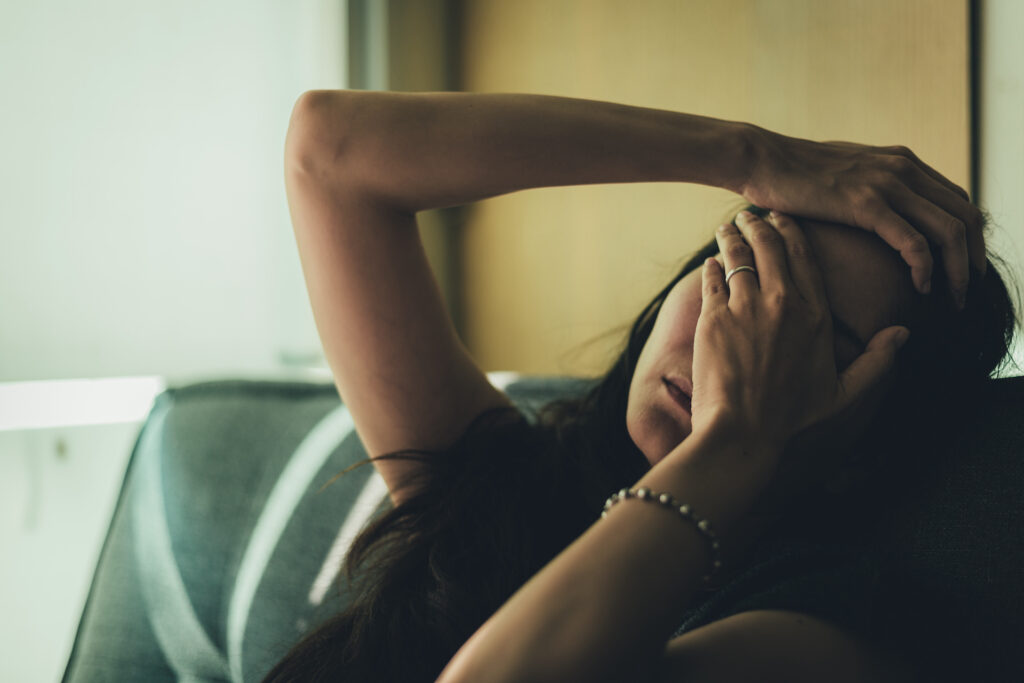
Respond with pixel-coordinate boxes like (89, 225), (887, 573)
(626, 218), (920, 468)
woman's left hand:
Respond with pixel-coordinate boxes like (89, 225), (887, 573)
(688, 210), (911, 465)
(735, 127), (986, 310)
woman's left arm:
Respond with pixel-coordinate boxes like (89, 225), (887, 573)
(292, 90), (983, 309)
(435, 421), (779, 683)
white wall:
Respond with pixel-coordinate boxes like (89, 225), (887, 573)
(980, 0), (1024, 378)
(0, 0), (346, 385)
(0, 420), (141, 683)
(0, 2), (348, 681)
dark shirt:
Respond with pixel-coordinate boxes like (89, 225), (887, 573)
(671, 535), (883, 641)
(668, 529), (994, 683)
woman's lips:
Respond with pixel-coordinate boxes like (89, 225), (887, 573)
(662, 377), (692, 415)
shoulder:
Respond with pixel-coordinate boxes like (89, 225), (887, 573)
(656, 609), (918, 683)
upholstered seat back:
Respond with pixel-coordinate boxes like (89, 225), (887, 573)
(62, 375), (1024, 682)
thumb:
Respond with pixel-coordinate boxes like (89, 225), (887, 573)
(836, 325), (910, 410)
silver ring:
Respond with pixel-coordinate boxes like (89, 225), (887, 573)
(725, 265), (758, 286)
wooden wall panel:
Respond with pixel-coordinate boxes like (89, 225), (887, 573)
(457, 0), (970, 376)
(386, 0), (462, 325)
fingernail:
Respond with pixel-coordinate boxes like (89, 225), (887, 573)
(894, 328), (910, 348)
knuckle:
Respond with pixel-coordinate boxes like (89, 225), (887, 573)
(887, 155), (915, 177)
(750, 227), (781, 245)
(788, 239), (811, 260)
(850, 190), (884, 229)
(947, 217), (967, 243)
(853, 185), (884, 209)
(767, 289), (791, 310)
(726, 241), (752, 260)
(717, 223), (737, 236)
(889, 144), (915, 158)
(702, 307), (729, 328)
(904, 231), (930, 255)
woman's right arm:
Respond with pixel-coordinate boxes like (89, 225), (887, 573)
(288, 90), (755, 214)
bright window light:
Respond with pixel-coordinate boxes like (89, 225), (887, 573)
(0, 376), (167, 432)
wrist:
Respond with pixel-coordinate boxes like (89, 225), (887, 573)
(670, 416), (785, 481)
(663, 114), (759, 191)
(696, 404), (781, 444)
(647, 421), (774, 518)
(712, 121), (761, 195)
(642, 424), (783, 561)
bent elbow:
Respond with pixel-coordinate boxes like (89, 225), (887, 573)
(285, 90), (353, 184)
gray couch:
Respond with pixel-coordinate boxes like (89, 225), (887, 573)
(61, 374), (1024, 682)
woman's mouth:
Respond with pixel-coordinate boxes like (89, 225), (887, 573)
(662, 377), (692, 415)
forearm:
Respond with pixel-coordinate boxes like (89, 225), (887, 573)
(435, 427), (779, 683)
(289, 90), (756, 214)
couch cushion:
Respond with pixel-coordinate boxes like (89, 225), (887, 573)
(63, 379), (385, 682)
(62, 374), (1024, 682)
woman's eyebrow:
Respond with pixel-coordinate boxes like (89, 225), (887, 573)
(833, 315), (866, 350)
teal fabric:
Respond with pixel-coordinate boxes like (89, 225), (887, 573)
(62, 375), (1024, 682)
(62, 380), (385, 682)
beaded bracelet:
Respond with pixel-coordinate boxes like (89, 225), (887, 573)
(601, 486), (723, 585)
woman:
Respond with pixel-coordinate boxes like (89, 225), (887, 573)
(273, 91), (1018, 682)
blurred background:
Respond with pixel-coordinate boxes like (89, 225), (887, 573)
(2, 0), (1022, 680)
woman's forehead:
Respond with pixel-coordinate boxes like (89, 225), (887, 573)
(704, 217), (917, 334)
(799, 219), (916, 331)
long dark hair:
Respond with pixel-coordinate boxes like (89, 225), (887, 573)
(261, 204), (1021, 682)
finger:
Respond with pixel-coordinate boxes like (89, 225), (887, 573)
(883, 147), (988, 287)
(835, 325), (910, 415)
(701, 256), (728, 311)
(892, 192), (970, 309)
(886, 145), (974, 206)
(896, 167), (988, 277)
(879, 144), (971, 202)
(857, 201), (934, 295)
(715, 221), (758, 304)
(765, 211), (827, 311)
(826, 140), (970, 201)
(733, 210), (795, 295)
(827, 326), (909, 443)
